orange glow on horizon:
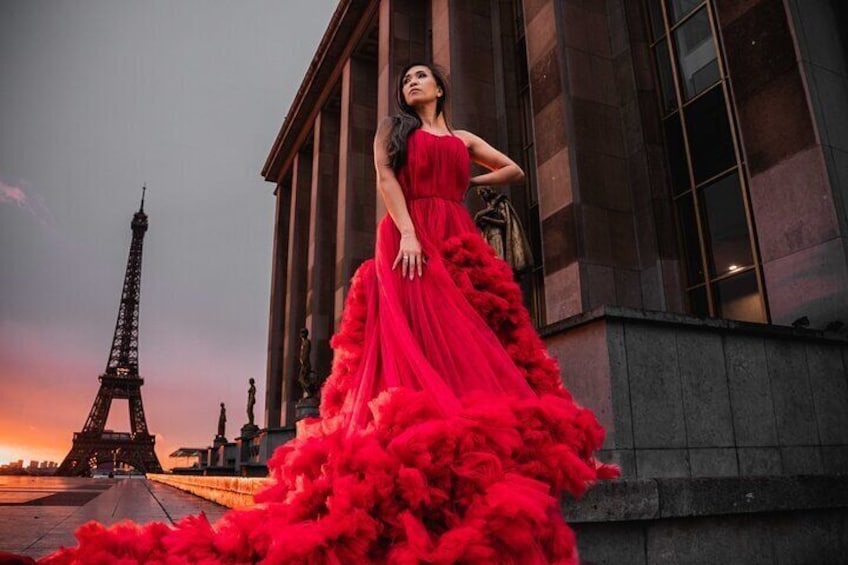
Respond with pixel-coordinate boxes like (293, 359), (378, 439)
(0, 443), (66, 467)
(2, 318), (262, 473)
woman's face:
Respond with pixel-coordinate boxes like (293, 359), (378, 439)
(401, 65), (442, 108)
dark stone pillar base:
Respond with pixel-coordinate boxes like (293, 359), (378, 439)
(295, 396), (320, 421)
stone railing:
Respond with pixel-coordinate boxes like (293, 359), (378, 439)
(148, 474), (272, 509)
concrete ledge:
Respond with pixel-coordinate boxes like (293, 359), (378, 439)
(541, 305), (848, 344)
(149, 474), (848, 523)
(563, 475), (848, 523)
(147, 474), (272, 509)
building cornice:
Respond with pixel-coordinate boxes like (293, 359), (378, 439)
(261, 0), (378, 185)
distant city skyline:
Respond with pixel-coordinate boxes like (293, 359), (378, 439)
(0, 1), (339, 468)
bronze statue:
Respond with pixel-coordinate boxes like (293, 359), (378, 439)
(298, 328), (321, 398)
(217, 402), (226, 438)
(247, 378), (256, 426)
(474, 186), (534, 273)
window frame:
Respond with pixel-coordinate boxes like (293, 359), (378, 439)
(646, 0), (769, 322)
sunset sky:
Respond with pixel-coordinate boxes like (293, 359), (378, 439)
(0, 0), (338, 469)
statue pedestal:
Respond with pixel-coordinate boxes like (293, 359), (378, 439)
(209, 436), (228, 468)
(295, 396), (320, 421)
(240, 424), (260, 438)
(236, 424), (261, 474)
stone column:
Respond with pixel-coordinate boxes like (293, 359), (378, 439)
(521, 0), (649, 323)
(431, 0), (499, 141)
(431, 0), (498, 212)
(376, 0), (428, 222)
(263, 180), (291, 430)
(336, 56), (378, 326)
(281, 149), (313, 427)
(430, 1), (529, 213)
(306, 109), (340, 382)
(491, 0), (528, 176)
(523, 0), (582, 323)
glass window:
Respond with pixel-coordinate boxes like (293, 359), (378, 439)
(525, 147), (537, 206)
(688, 286), (709, 316)
(673, 8), (719, 100)
(647, 0), (766, 323)
(514, 29), (545, 327)
(528, 203), (543, 266)
(513, 1), (525, 39)
(515, 38), (528, 84)
(521, 86), (533, 131)
(655, 40), (677, 114)
(520, 92), (537, 207)
(647, 0), (666, 40)
(684, 85), (735, 184)
(698, 172), (753, 277)
(667, 0), (703, 24)
(676, 193), (705, 285)
(715, 270), (763, 322)
(664, 113), (690, 194)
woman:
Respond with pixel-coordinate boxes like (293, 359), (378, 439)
(20, 63), (617, 564)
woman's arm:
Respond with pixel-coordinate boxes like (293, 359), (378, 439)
(454, 130), (525, 187)
(373, 117), (426, 280)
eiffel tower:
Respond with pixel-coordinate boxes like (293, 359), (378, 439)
(57, 187), (163, 476)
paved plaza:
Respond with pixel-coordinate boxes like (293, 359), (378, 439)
(0, 476), (228, 559)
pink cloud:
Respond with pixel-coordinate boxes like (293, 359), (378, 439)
(0, 182), (27, 205)
(0, 178), (59, 235)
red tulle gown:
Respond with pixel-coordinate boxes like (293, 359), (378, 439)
(40, 128), (619, 564)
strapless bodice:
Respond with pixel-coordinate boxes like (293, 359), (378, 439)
(396, 128), (470, 203)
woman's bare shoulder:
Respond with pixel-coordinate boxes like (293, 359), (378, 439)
(452, 129), (480, 149)
(376, 116), (395, 138)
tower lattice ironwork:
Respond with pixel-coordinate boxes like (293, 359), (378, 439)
(57, 187), (163, 476)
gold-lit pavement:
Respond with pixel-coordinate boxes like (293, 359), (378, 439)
(0, 476), (227, 558)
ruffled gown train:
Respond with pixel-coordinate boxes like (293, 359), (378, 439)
(40, 128), (618, 564)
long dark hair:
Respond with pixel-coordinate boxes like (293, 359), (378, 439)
(387, 62), (451, 171)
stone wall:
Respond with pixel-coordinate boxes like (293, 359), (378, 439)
(545, 307), (848, 479)
(570, 475), (848, 564)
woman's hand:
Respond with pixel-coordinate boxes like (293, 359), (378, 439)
(392, 232), (426, 280)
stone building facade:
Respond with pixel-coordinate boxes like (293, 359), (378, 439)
(260, 0), (848, 561)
